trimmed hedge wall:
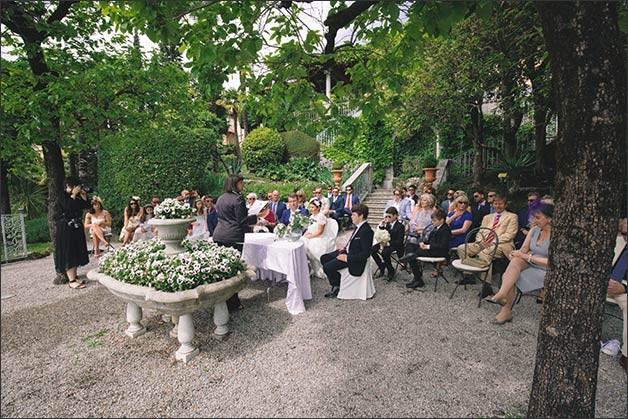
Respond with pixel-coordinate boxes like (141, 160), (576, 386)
(241, 127), (285, 171)
(280, 130), (320, 161)
(24, 216), (50, 243)
(98, 125), (220, 227)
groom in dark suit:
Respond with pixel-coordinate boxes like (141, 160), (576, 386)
(320, 204), (374, 298)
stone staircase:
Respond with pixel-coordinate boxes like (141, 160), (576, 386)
(362, 187), (394, 227)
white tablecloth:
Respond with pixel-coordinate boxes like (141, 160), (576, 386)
(242, 233), (312, 315)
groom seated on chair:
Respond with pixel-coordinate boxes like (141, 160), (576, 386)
(278, 192), (308, 225)
(320, 204), (374, 298)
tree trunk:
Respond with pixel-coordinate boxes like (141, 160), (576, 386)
(501, 77), (524, 158)
(529, 2), (627, 418)
(0, 160), (10, 215)
(42, 140), (66, 255)
(470, 101), (484, 186)
(68, 152), (78, 179)
(533, 103), (550, 174)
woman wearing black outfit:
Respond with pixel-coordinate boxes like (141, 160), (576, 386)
(213, 174), (257, 311)
(54, 176), (91, 289)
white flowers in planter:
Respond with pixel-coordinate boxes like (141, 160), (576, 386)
(153, 198), (193, 219)
(98, 238), (245, 292)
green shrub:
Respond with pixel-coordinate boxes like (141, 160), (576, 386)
(98, 124), (221, 227)
(25, 217), (50, 243)
(241, 127), (285, 171)
(280, 130), (320, 161)
(255, 157), (329, 183)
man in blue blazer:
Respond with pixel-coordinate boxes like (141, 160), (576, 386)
(331, 184), (360, 221)
(320, 204), (374, 298)
(269, 190), (287, 221)
(278, 192), (308, 225)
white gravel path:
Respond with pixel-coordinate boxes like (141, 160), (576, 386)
(1, 231), (626, 418)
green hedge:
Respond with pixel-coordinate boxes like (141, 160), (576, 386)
(98, 125), (220, 227)
(241, 127), (285, 171)
(280, 130), (320, 161)
(25, 216), (50, 243)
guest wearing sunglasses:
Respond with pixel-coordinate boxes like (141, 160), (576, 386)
(372, 207), (405, 281)
(384, 189), (412, 225)
(515, 191), (542, 249)
(440, 189), (456, 213)
(470, 189), (490, 240)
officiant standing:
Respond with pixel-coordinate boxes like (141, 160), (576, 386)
(371, 207), (405, 282)
(213, 174), (257, 311)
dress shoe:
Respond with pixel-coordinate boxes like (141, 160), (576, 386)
(619, 355), (627, 371)
(455, 276), (476, 285)
(493, 314), (513, 325)
(478, 283), (495, 299)
(386, 273), (395, 282)
(406, 279), (425, 289)
(324, 286), (340, 298)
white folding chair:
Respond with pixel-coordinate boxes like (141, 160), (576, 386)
(337, 263), (375, 300)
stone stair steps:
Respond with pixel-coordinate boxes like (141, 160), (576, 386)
(362, 188), (395, 226)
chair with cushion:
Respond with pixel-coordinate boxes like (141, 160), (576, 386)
(417, 256), (449, 291)
(337, 262), (375, 300)
(450, 226), (499, 307)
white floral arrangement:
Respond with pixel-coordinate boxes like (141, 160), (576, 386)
(288, 213), (313, 235)
(274, 223), (287, 239)
(153, 198), (193, 219)
(374, 229), (391, 245)
(98, 238), (245, 292)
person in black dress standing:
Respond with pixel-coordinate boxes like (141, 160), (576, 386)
(213, 174), (257, 311)
(54, 176), (91, 289)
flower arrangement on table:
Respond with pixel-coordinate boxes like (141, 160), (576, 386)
(153, 198), (193, 219)
(98, 238), (245, 292)
(374, 229), (391, 248)
(273, 214), (313, 240)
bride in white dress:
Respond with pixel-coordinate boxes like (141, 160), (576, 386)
(301, 198), (338, 279)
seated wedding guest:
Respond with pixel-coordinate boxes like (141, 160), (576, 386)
(302, 198), (337, 279)
(327, 187), (341, 217)
(331, 184), (360, 221)
(372, 207), (405, 281)
(266, 189), (274, 201)
(605, 218), (627, 370)
(515, 191), (542, 249)
(456, 194), (518, 292)
(246, 192), (257, 209)
(202, 195), (218, 237)
(320, 204), (373, 298)
(120, 197), (143, 246)
(279, 192), (308, 225)
(408, 193), (436, 237)
(441, 189), (455, 213)
(326, 185), (333, 199)
(487, 191), (497, 214)
(295, 189), (307, 211)
(249, 201), (276, 233)
(84, 196), (112, 257)
(269, 190), (287, 221)
(187, 199), (209, 240)
(489, 204), (553, 324)
(313, 187), (331, 216)
(150, 195), (161, 207)
(447, 196), (473, 250)
(448, 190), (469, 213)
(407, 184), (419, 205)
(399, 209), (452, 289)
(384, 189), (408, 220)
(133, 204), (156, 242)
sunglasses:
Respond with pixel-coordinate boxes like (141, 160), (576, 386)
(473, 195), (480, 198)
(384, 215), (393, 219)
(621, 231), (627, 236)
(488, 194), (496, 197)
(394, 193), (400, 196)
(447, 193), (454, 196)
(528, 199), (537, 203)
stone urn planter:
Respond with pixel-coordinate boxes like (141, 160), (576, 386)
(422, 167), (438, 184)
(87, 267), (255, 362)
(331, 169), (344, 188)
(147, 217), (194, 255)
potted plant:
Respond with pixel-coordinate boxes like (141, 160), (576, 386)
(148, 198), (194, 255)
(331, 160), (345, 188)
(421, 155), (439, 184)
(88, 238), (255, 362)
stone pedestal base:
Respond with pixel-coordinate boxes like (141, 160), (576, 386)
(125, 302), (146, 338)
(175, 314), (199, 362)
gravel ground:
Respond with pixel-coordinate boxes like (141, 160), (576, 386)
(1, 230), (626, 418)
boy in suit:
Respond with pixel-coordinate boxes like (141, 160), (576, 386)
(321, 204), (374, 298)
(372, 207), (405, 281)
(400, 209), (452, 289)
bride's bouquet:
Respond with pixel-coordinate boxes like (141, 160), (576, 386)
(374, 229), (391, 247)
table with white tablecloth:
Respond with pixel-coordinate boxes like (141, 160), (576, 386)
(242, 233), (311, 315)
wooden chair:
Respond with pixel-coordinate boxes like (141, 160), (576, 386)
(450, 226), (499, 307)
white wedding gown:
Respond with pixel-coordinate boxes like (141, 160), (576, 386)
(301, 214), (338, 279)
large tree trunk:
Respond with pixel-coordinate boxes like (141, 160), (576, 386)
(529, 2), (627, 418)
(469, 101), (484, 186)
(501, 77), (524, 158)
(0, 160), (10, 215)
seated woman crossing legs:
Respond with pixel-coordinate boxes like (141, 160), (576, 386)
(400, 209), (451, 289)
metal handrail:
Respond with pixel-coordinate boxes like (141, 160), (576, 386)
(342, 163), (373, 203)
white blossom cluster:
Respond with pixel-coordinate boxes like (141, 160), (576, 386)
(98, 237), (244, 292)
(374, 229), (391, 245)
(153, 198), (193, 219)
